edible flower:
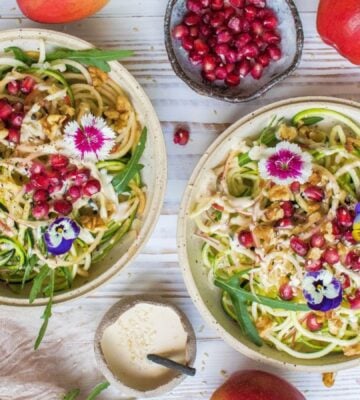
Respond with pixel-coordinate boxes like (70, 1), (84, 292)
(64, 113), (115, 161)
(251, 141), (312, 185)
(44, 217), (80, 255)
(352, 202), (360, 242)
(302, 270), (342, 312)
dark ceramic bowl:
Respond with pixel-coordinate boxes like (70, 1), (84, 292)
(164, 0), (304, 103)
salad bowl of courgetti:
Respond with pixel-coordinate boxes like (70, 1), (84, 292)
(0, 29), (166, 348)
(178, 97), (360, 371)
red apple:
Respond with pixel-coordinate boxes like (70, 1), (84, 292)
(211, 370), (306, 400)
(16, 0), (109, 24)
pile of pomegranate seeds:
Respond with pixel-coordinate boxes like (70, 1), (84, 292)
(26, 154), (101, 220)
(173, 0), (282, 86)
(174, 127), (190, 145)
(0, 76), (36, 144)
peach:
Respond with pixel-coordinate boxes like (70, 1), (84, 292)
(16, 0), (109, 24)
(211, 370), (306, 400)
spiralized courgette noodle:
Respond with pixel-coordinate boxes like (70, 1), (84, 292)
(192, 115), (360, 359)
(0, 40), (145, 292)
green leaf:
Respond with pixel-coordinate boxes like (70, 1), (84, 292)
(45, 48), (134, 72)
(34, 269), (54, 350)
(4, 46), (34, 65)
(60, 266), (73, 289)
(29, 265), (50, 303)
(63, 389), (80, 400)
(85, 381), (110, 400)
(301, 116), (324, 126)
(112, 127), (147, 194)
(22, 255), (38, 289)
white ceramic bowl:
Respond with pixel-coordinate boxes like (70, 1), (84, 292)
(0, 29), (167, 306)
(178, 96), (360, 372)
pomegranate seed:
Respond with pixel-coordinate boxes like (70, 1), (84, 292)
(202, 11), (212, 24)
(210, 11), (225, 28)
(32, 173), (50, 190)
(229, 0), (245, 7)
(53, 199), (72, 215)
(215, 43), (230, 56)
(258, 51), (271, 67)
(194, 38), (209, 55)
(33, 189), (48, 202)
(234, 32), (252, 49)
(174, 128), (190, 145)
(263, 15), (278, 30)
(279, 283), (294, 301)
(345, 251), (360, 271)
(200, 0), (210, 6)
(262, 30), (281, 44)
(251, 19), (264, 36)
(251, 63), (263, 79)
(238, 230), (255, 248)
(241, 18), (250, 32)
(215, 65), (227, 79)
(6, 128), (21, 144)
(173, 24), (190, 40)
(74, 168), (90, 185)
(47, 170), (62, 187)
(339, 273), (351, 289)
(280, 201), (293, 218)
(186, 0), (202, 14)
(332, 221), (342, 239)
(310, 233), (325, 248)
(225, 63), (235, 73)
(225, 73), (240, 86)
(217, 29), (232, 43)
(211, 0), (224, 11)
(203, 54), (217, 72)
(224, 6), (236, 20)
(306, 313), (323, 331)
(48, 183), (63, 194)
(276, 217), (293, 229)
(207, 36), (218, 48)
(82, 179), (101, 197)
(49, 154), (69, 169)
(184, 12), (201, 26)
(348, 289), (360, 309)
(8, 112), (24, 128)
(243, 42), (259, 58)
(67, 185), (81, 201)
(238, 59), (251, 77)
(189, 26), (199, 38)
(322, 247), (340, 265)
(226, 49), (238, 63)
(290, 181), (300, 193)
(32, 202), (49, 219)
(189, 51), (203, 65)
(0, 99), (13, 120)
(200, 23), (211, 37)
(24, 182), (33, 193)
(290, 236), (309, 256)
(336, 206), (353, 228)
(182, 36), (195, 51)
(305, 259), (323, 272)
(254, 37), (266, 51)
(30, 162), (45, 175)
(244, 5), (257, 21)
(20, 76), (35, 94)
(303, 186), (324, 202)
(228, 16), (242, 32)
(268, 44), (282, 60)
(7, 80), (20, 95)
(203, 70), (217, 81)
(343, 230), (356, 245)
(248, 0), (266, 7)
(12, 102), (24, 112)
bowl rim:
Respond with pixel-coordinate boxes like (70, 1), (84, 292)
(0, 28), (167, 307)
(177, 96), (360, 372)
(94, 295), (197, 398)
(164, 0), (304, 103)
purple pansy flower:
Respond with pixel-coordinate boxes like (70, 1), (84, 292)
(250, 142), (312, 185)
(64, 113), (115, 161)
(302, 270), (343, 312)
(44, 217), (80, 256)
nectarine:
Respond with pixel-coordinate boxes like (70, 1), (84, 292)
(17, 0), (109, 24)
(211, 370), (306, 400)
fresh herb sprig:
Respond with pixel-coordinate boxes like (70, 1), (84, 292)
(5, 46), (34, 65)
(112, 127), (147, 194)
(63, 381), (110, 400)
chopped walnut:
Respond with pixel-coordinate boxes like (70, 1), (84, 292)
(322, 372), (336, 388)
(0, 121), (8, 139)
(308, 247), (322, 260)
(264, 204), (284, 221)
(59, 104), (75, 117)
(277, 124), (298, 141)
(79, 215), (106, 230)
(328, 314), (343, 336)
(268, 185), (293, 201)
(299, 126), (326, 143)
(308, 171), (322, 185)
(255, 315), (274, 338)
(343, 343), (360, 356)
(253, 224), (274, 241)
(104, 110), (120, 120)
(308, 211), (322, 224)
(40, 114), (67, 141)
(88, 66), (108, 86)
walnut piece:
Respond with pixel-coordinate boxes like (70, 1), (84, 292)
(268, 185), (293, 201)
(277, 123), (298, 141)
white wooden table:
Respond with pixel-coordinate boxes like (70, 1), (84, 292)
(0, 1), (360, 399)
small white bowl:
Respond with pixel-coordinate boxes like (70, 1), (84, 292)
(94, 295), (197, 398)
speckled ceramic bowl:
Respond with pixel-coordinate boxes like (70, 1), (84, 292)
(94, 295), (197, 398)
(178, 97), (360, 371)
(165, 0), (303, 102)
(0, 29), (167, 306)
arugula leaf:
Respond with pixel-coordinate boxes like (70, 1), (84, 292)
(112, 127), (147, 194)
(45, 49), (134, 72)
(60, 266), (73, 289)
(34, 269), (54, 350)
(301, 116), (324, 126)
(5, 46), (34, 65)
(85, 381), (110, 400)
(29, 264), (50, 303)
(215, 276), (309, 311)
(22, 254), (38, 289)
(63, 389), (80, 400)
